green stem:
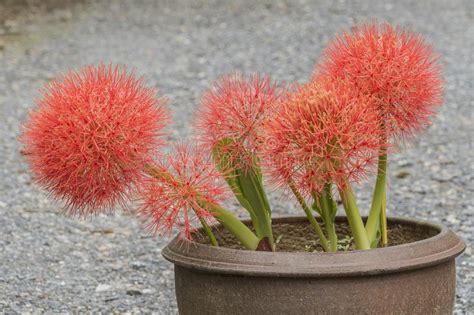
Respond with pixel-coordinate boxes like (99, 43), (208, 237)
(198, 217), (218, 247)
(289, 181), (331, 252)
(319, 184), (338, 252)
(365, 151), (387, 246)
(380, 192), (388, 247)
(205, 202), (260, 250)
(339, 184), (371, 250)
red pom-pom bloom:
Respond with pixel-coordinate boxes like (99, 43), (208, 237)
(195, 73), (280, 171)
(262, 79), (382, 196)
(138, 143), (230, 240)
(21, 64), (169, 216)
(315, 22), (443, 140)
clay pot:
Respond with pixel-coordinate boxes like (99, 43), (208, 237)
(163, 216), (465, 315)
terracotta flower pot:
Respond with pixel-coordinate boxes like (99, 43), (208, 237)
(163, 216), (465, 315)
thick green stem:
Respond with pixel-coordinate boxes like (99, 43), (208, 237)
(198, 217), (218, 247)
(365, 151), (388, 246)
(339, 184), (371, 250)
(289, 181), (331, 252)
(319, 184), (338, 251)
(380, 192), (388, 247)
(205, 202), (260, 250)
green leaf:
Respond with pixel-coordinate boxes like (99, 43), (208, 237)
(238, 168), (274, 245)
(211, 138), (274, 247)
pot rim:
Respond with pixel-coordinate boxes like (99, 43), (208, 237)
(162, 216), (466, 278)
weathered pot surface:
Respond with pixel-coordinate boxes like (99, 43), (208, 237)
(163, 216), (466, 315)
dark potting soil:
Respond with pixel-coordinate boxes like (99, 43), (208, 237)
(194, 219), (439, 252)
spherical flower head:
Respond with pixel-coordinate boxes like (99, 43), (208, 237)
(314, 21), (443, 141)
(138, 143), (230, 240)
(21, 64), (169, 217)
(262, 79), (382, 196)
(195, 73), (280, 171)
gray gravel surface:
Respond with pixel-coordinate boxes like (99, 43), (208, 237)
(1, 0), (473, 313)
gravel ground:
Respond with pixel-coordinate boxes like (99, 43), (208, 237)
(0, 0), (472, 313)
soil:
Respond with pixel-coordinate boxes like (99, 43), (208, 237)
(194, 219), (439, 252)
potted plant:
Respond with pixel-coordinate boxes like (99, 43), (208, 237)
(21, 22), (465, 314)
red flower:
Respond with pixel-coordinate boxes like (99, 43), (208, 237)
(262, 79), (382, 196)
(195, 73), (280, 171)
(21, 64), (169, 216)
(138, 143), (229, 240)
(315, 21), (443, 141)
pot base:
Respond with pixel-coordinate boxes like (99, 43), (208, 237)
(175, 260), (455, 315)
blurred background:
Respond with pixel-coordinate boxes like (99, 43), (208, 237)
(0, 0), (472, 313)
